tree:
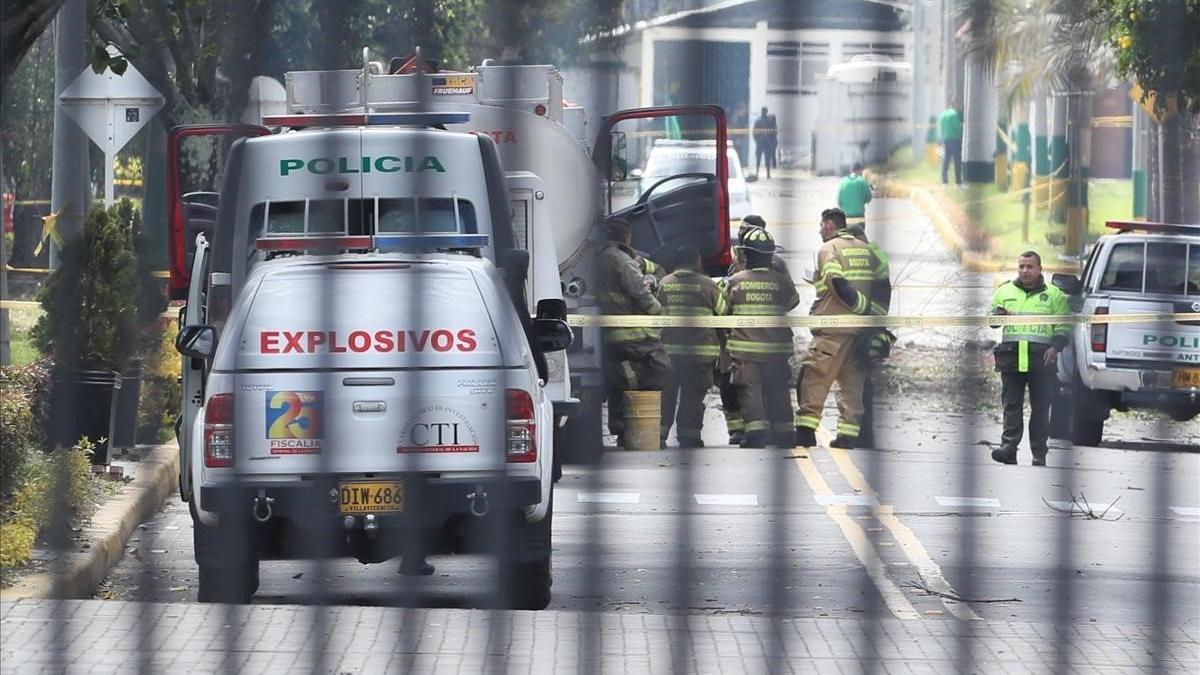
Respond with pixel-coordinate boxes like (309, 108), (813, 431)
(0, 0), (67, 97)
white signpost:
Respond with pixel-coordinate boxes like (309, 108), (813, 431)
(58, 61), (164, 206)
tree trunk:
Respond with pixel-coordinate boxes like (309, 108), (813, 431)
(1147, 119), (1160, 221)
(1065, 91), (1093, 256)
(1159, 114), (1183, 224)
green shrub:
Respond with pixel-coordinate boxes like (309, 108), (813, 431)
(1, 439), (107, 572)
(137, 323), (182, 444)
(0, 360), (51, 496)
(33, 203), (138, 371)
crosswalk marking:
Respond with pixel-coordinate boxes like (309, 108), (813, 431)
(1170, 506), (1200, 518)
(814, 494), (880, 507)
(694, 494), (759, 506)
(934, 496), (1001, 509)
(576, 492), (640, 504)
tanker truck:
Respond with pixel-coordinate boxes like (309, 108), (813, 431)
(166, 50), (733, 465)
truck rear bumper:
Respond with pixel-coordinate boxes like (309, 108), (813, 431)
(200, 474), (541, 528)
(1084, 366), (1200, 408)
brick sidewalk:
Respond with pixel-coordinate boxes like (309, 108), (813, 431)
(2, 600), (1196, 674)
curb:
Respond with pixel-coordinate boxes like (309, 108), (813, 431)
(0, 444), (179, 601)
(868, 170), (1080, 276)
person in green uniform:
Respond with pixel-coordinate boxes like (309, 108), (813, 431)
(939, 102), (963, 185)
(989, 251), (1071, 466)
(837, 163), (873, 222)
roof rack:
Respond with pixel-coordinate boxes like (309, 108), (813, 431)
(1105, 220), (1200, 235)
(262, 111), (470, 129)
(255, 233), (490, 254)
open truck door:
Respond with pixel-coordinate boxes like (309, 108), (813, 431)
(593, 105), (731, 273)
(167, 124), (270, 301)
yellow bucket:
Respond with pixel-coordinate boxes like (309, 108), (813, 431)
(621, 390), (661, 451)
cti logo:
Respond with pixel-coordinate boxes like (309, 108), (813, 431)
(279, 156), (446, 176)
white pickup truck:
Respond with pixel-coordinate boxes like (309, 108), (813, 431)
(173, 113), (571, 608)
(1052, 221), (1200, 445)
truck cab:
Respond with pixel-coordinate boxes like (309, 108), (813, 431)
(1053, 220), (1200, 445)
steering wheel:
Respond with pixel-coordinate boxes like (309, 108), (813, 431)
(631, 172), (716, 249)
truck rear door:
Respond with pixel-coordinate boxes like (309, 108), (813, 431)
(223, 261), (526, 475)
(594, 106), (731, 271)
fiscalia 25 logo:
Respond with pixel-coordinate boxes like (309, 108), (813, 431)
(266, 391), (322, 454)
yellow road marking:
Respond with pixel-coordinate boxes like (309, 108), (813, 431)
(792, 437), (921, 621)
(826, 445), (982, 621)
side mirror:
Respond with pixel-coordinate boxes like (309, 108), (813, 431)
(176, 325), (217, 359)
(1051, 273), (1082, 296)
(536, 298), (567, 321)
(533, 318), (573, 352)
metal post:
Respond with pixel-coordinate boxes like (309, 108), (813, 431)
(49, 0), (91, 267)
(911, 0), (925, 164)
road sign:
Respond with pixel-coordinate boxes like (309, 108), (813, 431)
(58, 62), (164, 205)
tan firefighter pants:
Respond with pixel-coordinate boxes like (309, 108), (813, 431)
(794, 333), (866, 439)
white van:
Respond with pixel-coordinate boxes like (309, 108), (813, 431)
(178, 247), (569, 609)
(634, 139), (754, 219)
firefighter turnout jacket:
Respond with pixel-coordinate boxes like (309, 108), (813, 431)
(597, 241), (662, 344)
(657, 269), (724, 359)
(721, 266), (801, 359)
(810, 230), (874, 333)
(990, 277), (1070, 373)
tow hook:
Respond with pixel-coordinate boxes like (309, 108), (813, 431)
(363, 514), (378, 536)
(467, 486), (489, 517)
(252, 489), (275, 523)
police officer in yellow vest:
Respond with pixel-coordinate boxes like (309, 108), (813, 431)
(795, 208), (874, 449)
(721, 227), (800, 448)
(658, 246), (724, 447)
(596, 219), (672, 447)
(990, 251), (1071, 466)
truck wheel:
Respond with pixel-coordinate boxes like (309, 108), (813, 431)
(197, 559), (259, 604)
(1169, 408), (1199, 422)
(499, 503), (553, 610)
(558, 398), (603, 465)
(192, 506), (259, 603)
(1070, 376), (1106, 447)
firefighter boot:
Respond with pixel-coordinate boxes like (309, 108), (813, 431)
(831, 435), (856, 449)
(740, 431), (768, 449)
(990, 446), (1018, 465)
(794, 427), (817, 448)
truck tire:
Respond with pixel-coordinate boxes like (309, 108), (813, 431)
(558, 398), (603, 465)
(197, 559), (259, 604)
(1070, 376), (1106, 447)
(499, 502), (553, 610)
(191, 505), (259, 604)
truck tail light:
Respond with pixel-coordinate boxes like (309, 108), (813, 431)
(1090, 307), (1109, 352)
(505, 389), (537, 463)
(204, 393), (235, 468)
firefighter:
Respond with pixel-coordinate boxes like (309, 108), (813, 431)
(721, 227), (799, 448)
(658, 246), (724, 448)
(844, 222), (894, 448)
(989, 251), (1070, 466)
(795, 208), (874, 449)
(718, 216), (791, 444)
(597, 218), (671, 447)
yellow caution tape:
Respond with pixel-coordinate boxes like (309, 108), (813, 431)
(4, 266), (170, 278)
(565, 312), (1200, 330)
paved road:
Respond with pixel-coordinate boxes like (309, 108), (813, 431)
(72, 173), (1200, 673)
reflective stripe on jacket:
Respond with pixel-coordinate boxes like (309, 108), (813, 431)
(720, 267), (799, 361)
(810, 230), (874, 334)
(597, 241), (662, 344)
(657, 269), (722, 359)
(990, 277), (1070, 373)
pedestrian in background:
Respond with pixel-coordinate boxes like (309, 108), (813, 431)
(837, 162), (873, 225)
(795, 208), (873, 449)
(753, 107), (778, 179)
(596, 219), (671, 448)
(721, 228), (799, 448)
(939, 100), (963, 185)
(658, 246), (724, 448)
(989, 251), (1070, 466)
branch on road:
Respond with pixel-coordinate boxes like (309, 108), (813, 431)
(906, 576), (1022, 604)
(1042, 493), (1124, 521)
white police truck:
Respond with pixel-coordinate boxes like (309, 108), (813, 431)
(1052, 220), (1200, 445)
(167, 50), (733, 466)
(173, 111), (572, 608)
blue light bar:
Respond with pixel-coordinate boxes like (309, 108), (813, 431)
(366, 112), (471, 126)
(374, 233), (491, 250)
